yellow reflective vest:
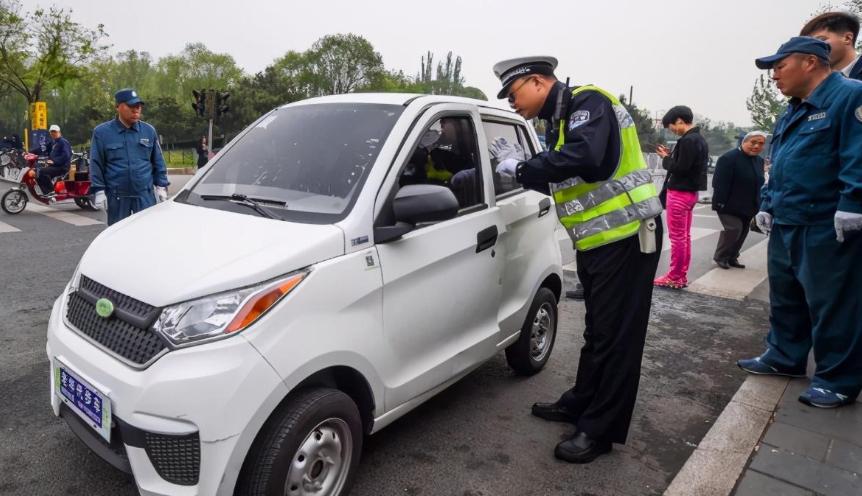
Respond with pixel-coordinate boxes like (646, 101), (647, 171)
(550, 85), (663, 251)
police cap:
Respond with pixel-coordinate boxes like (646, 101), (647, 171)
(493, 56), (558, 99)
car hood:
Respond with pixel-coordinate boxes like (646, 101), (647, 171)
(78, 201), (345, 307)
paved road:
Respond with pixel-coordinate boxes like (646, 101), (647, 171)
(0, 181), (769, 495)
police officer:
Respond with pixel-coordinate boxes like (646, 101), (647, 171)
(738, 37), (862, 408)
(36, 124), (71, 196)
(90, 88), (169, 225)
(492, 56), (664, 463)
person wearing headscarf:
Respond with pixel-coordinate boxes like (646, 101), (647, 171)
(711, 131), (767, 268)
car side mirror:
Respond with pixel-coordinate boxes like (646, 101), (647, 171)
(374, 184), (459, 243)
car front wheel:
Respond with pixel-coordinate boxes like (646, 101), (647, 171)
(505, 287), (558, 376)
(236, 388), (363, 496)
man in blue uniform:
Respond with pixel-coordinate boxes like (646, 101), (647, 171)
(738, 37), (862, 408)
(90, 88), (169, 225)
(36, 124), (71, 196)
(493, 56), (663, 463)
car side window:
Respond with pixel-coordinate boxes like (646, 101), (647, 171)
(398, 115), (483, 210)
(481, 120), (533, 197)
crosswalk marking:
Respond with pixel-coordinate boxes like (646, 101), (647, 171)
(0, 219), (21, 233)
(26, 203), (103, 226)
(686, 238), (769, 300)
(662, 227), (718, 252)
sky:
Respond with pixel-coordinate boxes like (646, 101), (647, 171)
(26, 0), (828, 126)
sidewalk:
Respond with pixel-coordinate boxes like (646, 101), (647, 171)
(733, 379), (862, 496)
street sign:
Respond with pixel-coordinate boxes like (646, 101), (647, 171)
(30, 102), (47, 130)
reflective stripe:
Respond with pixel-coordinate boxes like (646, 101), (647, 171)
(555, 169), (655, 220)
(559, 183), (658, 226)
(575, 220), (641, 251)
(567, 196), (663, 242)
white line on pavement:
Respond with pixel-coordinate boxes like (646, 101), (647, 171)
(686, 238), (769, 300)
(662, 227), (718, 252)
(0, 219), (21, 233)
(26, 203), (103, 226)
(693, 214), (717, 219)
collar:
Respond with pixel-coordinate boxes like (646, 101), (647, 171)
(682, 126), (701, 137)
(112, 117), (139, 133)
(538, 82), (568, 122)
(789, 71), (842, 108)
(841, 54), (861, 77)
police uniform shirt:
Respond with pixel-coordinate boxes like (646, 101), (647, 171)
(762, 72), (862, 225)
(515, 82), (621, 195)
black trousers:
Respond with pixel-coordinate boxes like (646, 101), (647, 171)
(37, 165), (68, 195)
(559, 218), (663, 444)
(714, 213), (751, 263)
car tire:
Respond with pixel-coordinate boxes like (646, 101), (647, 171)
(1, 188), (27, 214)
(505, 287), (558, 376)
(236, 388), (363, 496)
(74, 196), (97, 211)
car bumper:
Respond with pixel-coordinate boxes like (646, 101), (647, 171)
(46, 294), (289, 495)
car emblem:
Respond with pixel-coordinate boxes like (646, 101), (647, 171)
(95, 298), (115, 318)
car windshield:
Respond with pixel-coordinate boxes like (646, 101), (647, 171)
(180, 103), (404, 223)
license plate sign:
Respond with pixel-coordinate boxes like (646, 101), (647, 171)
(53, 361), (111, 442)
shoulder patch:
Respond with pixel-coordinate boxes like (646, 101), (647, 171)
(856, 105), (862, 123)
(568, 110), (591, 131)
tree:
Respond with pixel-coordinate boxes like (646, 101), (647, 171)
(409, 51), (487, 99)
(619, 95), (663, 152)
(0, 1), (107, 104)
(746, 74), (786, 131)
(305, 34), (384, 95)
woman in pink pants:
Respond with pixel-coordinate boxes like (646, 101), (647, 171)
(654, 106), (709, 289)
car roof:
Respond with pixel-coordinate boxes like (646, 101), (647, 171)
(280, 93), (517, 115)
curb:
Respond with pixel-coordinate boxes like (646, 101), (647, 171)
(663, 374), (789, 496)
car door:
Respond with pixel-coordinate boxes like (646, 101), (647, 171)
(374, 105), (505, 410)
(480, 116), (560, 339)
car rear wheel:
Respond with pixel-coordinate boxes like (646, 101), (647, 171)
(236, 388), (363, 496)
(1, 188), (27, 214)
(505, 287), (558, 376)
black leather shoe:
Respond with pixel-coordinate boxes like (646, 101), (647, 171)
(728, 259), (746, 269)
(715, 259), (730, 269)
(554, 431), (612, 464)
(566, 282), (585, 300)
(531, 401), (578, 424)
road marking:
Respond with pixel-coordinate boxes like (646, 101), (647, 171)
(662, 227), (718, 252)
(27, 203), (103, 226)
(0, 219), (21, 233)
(686, 238), (769, 300)
(693, 214), (716, 219)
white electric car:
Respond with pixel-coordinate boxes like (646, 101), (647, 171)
(46, 93), (563, 496)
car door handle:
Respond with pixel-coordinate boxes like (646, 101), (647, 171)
(476, 225), (498, 253)
(538, 198), (552, 218)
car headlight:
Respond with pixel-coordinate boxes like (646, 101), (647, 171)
(152, 271), (307, 347)
(67, 262), (83, 294)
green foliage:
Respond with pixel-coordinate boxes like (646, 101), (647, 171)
(619, 95), (663, 152)
(746, 74), (786, 132)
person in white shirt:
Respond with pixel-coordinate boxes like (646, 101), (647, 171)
(801, 11), (862, 81)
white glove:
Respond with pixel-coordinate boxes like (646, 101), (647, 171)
(495, 158), (519, 177)
(155, 186), (168, 203)
(755, 211), (772, 235)
(835, 210), (862, 243)
(489, 137), (526, 162)
(92, 190), (106, 210)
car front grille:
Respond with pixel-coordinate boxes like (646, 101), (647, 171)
(66, 275), (167, 366)
(144, 432), (201, 486)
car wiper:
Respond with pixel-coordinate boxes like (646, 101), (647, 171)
(199, 193), (285, 220)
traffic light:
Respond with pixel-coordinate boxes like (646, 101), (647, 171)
(191, 89), (206, 117)
(216, 91), (230, 118)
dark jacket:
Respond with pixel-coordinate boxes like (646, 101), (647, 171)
(848, 57), (862, 81)
(49, 136), (72, 170)
(516, 82), (620, 195)
(711, 148), (764, 219)
(662, 127), (708, 192)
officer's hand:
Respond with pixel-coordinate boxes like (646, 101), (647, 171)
(834, 210), (862, 243)
(755, 211), (772, 235)
(155, 186), (168, 203)
(489, 137), (526, 162)
(495, 158), (519, 177)
(91, 190), (106, 211)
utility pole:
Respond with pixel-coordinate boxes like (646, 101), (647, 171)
(205, 90), (215, 157)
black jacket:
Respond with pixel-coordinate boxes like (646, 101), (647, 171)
(710, 148), (764, 219)
(662, 127), (708, 192)
(516, 82), (620, 195)
(849, 57), (862, 81)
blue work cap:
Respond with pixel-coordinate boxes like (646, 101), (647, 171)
(755, 37), (831, 69)
(115, 88), (144, 106)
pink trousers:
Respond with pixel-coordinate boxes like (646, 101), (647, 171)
(666, 189), (699, 284)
